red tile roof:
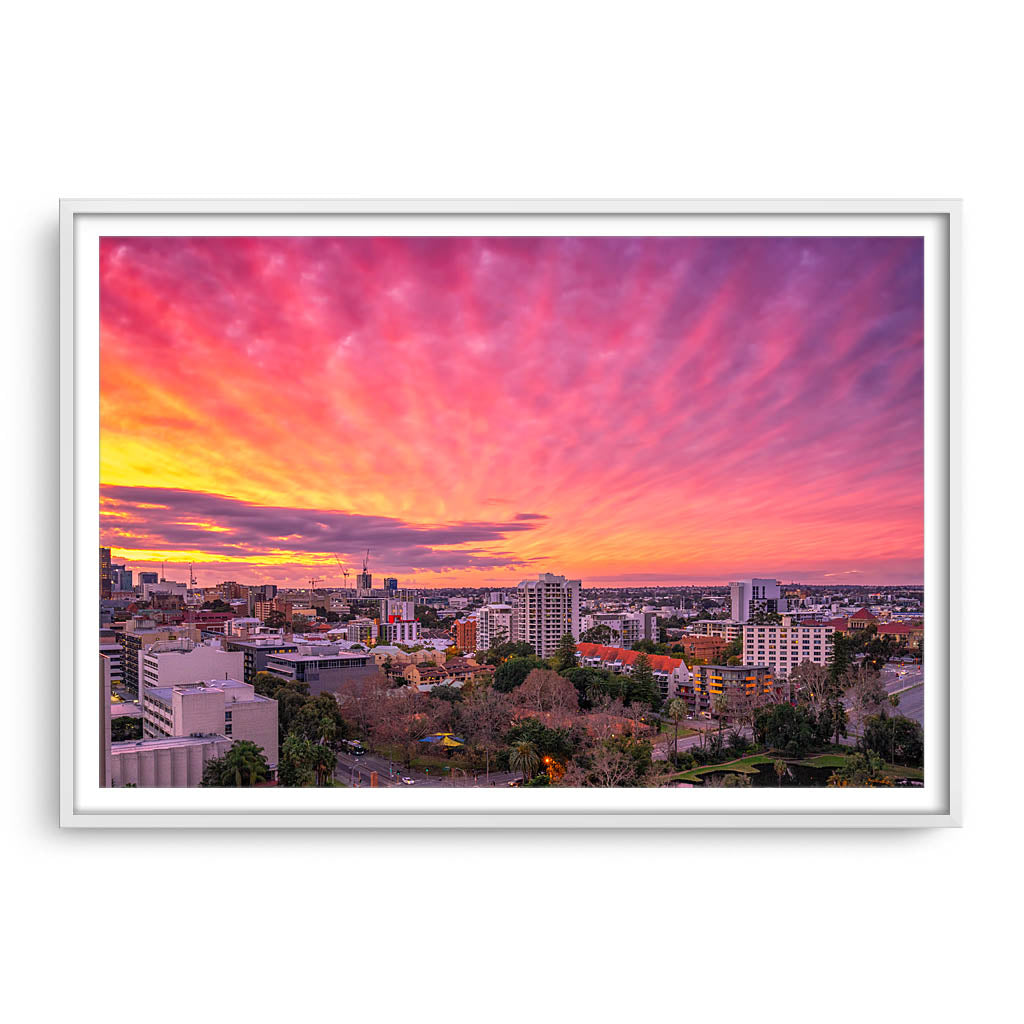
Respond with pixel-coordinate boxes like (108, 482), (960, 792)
(850, 607), (878, 620)
(576, 642), (687, 673)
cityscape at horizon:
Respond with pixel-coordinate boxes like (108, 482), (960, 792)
(100, 235), (924, 589)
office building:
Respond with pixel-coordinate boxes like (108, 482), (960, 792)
(383, 577), (398, 593)
(220, 635), (299, 686)
(118, 626), (203, 696)
(265, 647), (379, 696)
(139, 638), (244, 692)
(100, 546), (113, 599)
(110, 734), (232, 788)
(141, 678), (278, 769)
(138, 571), (158, 585)
(514, 573), (581, 658)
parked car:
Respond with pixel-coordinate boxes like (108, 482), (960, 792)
(400, 777), (415, 785)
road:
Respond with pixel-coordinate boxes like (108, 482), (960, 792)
(334, 749), (522, 788)
(881, 665), (924, 726)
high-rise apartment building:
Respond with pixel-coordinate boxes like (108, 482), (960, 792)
(742, 615), (835, 678)
(475, 603), (514, 651)
(356, 570), (372, 593)
(513, 573), (581, 658)
(383, 577), (398, 593)
(138, 571), (159, 585)
(729, 578), (788, 622)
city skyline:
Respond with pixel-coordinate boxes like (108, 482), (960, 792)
(100, 235), (924, 588)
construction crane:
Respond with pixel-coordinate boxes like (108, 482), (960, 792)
(333, 554), (351, 590)
(362, 549), (370, 573)
(308, 576), (323, 609)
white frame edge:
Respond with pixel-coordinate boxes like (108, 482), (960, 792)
(58, 198), (961, 829)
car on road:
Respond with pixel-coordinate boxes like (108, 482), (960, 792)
(400, 777), (415, 785)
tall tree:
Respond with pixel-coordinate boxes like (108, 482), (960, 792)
(631, 652), (660, 710)
(667, 697), (688, 759)
(508, 740), (541, 782)
(551, 632), (579, 673)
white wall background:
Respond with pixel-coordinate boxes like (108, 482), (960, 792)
(3, 1), (1019, 1020)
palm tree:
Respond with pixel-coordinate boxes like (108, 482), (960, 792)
(773, 759), (788, 786)
(208, 741), (269, 787)
(667, 698), (688, 760)
(508, 740), (541, 782)
(312, 743), (337, 787)
(712, 693), (730, 745)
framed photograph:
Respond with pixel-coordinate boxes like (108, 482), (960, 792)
(59, 199), (959, 828)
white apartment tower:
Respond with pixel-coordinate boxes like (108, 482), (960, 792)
(475, 603), (514, 651)
(729, 578), (788, 622)
(513, 573), (581, 658)
(742, 615), (835, 678)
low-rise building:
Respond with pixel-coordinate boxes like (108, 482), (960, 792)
(141, 677), (278, 768)
(221, 635), (299, 686)
(689, 663), (774, 713)
(575, 642), (690, 702)
(139, 638), (244, 692)
(674, 634), (731, 663)
(582, 610), (658, 648)
(265, 647), (379, 696)
(110, 735), (232, 788)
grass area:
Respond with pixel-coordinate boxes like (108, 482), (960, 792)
(657, 721), (698, 740)
(795, 755), (849, 769)
(668, 754), (776, 783)
(667, 751), (924, 785)
(797, 753), (923, 780)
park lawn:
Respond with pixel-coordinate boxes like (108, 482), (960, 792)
(658, 722), (698, 740)
(798, 753), (924, 781)
(668, 754), (776, 784)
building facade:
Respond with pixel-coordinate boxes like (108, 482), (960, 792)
(729, 578), (788, 622)
(689, 663), (774, 712)
(141, 678), (278, 768)
(742, 615), (835, 677)
(111, 735), (232, 788)
(265, 648), (378, 696)
(139, 639), (244, 692)
(475, 603), (514, 651)
(575, 642), (691, 703)
(453, 617), (477, 651)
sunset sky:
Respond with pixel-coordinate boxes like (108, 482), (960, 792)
(99, 235), (924, 589)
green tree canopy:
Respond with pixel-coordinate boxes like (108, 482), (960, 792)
(580, 624), (613, 645)
(753, 703), (818, 757)
(551, 632), (579, 673)
(200, 741), (269, 787)
(493, 656), (548, 693)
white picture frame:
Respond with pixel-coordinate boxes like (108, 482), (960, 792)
(60, 198), (960, 828)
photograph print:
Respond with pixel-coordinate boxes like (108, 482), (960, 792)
(97, 232), (926, 793)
